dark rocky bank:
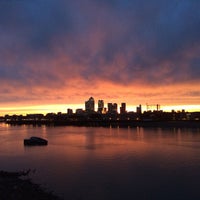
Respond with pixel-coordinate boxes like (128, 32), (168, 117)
(0, 170), (62, 200)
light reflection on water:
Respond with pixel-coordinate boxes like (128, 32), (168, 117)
(0, 123), (200, 199)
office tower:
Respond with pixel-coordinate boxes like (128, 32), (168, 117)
(136, 104), (142, 114)
(98, 100), (104, 113)
(120, 103), (126, 114)
(108, 103), (113, 113)
(107, 103), (118, 113)
(85, 97), (95, 112)
(113, 103), (118, 113)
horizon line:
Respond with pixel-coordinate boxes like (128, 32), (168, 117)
(0, 104), (200, 116)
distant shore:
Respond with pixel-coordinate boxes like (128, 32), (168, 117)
(2, 110), (199, 128)
(4, 119), (200, 128)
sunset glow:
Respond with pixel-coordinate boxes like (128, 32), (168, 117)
(0, 103), (199, 116)
(0, 0), (199, 116)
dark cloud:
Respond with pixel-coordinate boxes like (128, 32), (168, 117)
(0, 0), (199, 99)
(0, 0), (74, 54)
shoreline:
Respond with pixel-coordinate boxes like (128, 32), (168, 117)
(0, 170), (62, 200)
(4, 120), (200, 128)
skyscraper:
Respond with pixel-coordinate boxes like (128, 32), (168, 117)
(120, 103), (126, 114)
(98, 100), (104, 113)
(113, 103), (118, 113)
(85, 97), (95, 112)
(136, 104), (142, 114)
(107, 103), (118, 113)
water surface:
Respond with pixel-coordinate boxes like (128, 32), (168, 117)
(0, 123), (200, 199)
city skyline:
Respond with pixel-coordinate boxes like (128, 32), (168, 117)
(1, 96), (200, 116)
(0, 1), (199, 115)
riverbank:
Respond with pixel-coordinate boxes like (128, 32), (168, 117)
(5, 119), (200, 128)
(0, 170), (62, 200)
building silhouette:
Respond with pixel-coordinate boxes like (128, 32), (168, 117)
(76, 108), (84, 114)
(120, 103), (126, 114)
(67, 109), (73, 115)
(98, 100), (104, 113)
(108, 103), (118, 113)
(85, 97), (95, 112)
(136, 104), (142, 114)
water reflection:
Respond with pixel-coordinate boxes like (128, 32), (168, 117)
(0, 124), (200, 199)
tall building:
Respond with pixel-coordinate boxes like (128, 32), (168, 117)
(107, 103), (113, 113)
(120, 103), (126, 114)
(136, 104), (142, 114)
(113, 103), (118, 113)
(107, 103), (118, 113)
(85, 97), (95, 112)
(98, 100), (104, 113)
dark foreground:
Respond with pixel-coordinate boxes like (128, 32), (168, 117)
(0, 170), (62, 200)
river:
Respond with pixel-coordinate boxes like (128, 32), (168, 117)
(0, 123), (200, 199)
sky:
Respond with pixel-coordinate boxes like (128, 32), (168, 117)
(0, 0), (200, 115)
